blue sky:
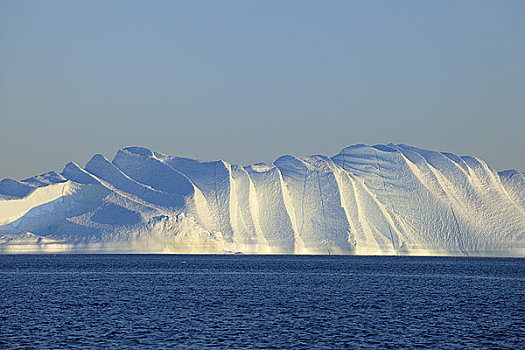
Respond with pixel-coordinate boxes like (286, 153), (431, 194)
(1, 0), (524, 179)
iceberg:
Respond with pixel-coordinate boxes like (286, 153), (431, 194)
(0, 144), (523, 256)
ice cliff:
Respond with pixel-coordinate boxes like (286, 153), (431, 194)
(0, 144), (523, 256)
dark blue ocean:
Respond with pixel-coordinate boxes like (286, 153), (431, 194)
(0, 255), (523, 349)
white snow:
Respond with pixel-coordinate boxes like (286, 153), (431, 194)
(0, 143), (523, 255)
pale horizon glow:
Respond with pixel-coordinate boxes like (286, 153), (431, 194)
(1, 0), (524, 180)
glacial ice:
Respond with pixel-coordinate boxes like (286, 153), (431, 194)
(0, 144), (523, 256)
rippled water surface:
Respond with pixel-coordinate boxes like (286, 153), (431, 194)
(0, 255), (523, 349)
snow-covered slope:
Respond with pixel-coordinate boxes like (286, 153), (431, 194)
(0, 144), (523, 255)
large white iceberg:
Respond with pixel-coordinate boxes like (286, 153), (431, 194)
(0, 144), (523, 256)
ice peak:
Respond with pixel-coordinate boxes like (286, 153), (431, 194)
(119, 146), (155, 159)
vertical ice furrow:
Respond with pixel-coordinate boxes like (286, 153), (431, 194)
(348, 177), (381, 251)
(397, 145), (477, 200)
(316, 171), (332, 255)
(424, 164), (466, 210)
(316, 172), (328, 233)
(159, 157), (235, 244)
(415, 157), (499, 250)
(277, 168), (304, 254)
(499, 171), (525, 212)
(363, 220), (399, 252)
(299, 170), (308, 241)
(315, 171), (327, 252)
(212, 162), (225, 240)
(450, 204), (469, 257)
(357, 179), (406, 252)
(388, 153), (452, 248)
(461, 160), (489, 194)
(213, 163), (220, 211)
(426, 165), (486, 247)
(373, 150), (398, 253)
(229, 168), (248, 246)
(400, 151), (485, 249)
(441, 153), (472, 179)
(398, 153), (447, 200)
(274, 155), (353, 253)
(190, 185), (213, 230)
(218, 162), (235, 242)
(231, 165), (262, 251)
(315, 158), (354, 254)
(497, 183), (525, 215)
(479, 161), (525, 216)
(460, 160), (525, 246)
(339, 147), (416, 251)
(247, 175), (269, 252)
(218, 161), (234, 243)
(427, 164), (496, 248)
(245, 167), (287, 253)
(381, 149), (443, 249)
(227, 163), (239, 248)
(160, 159), (217, 233)
(331, 165), (358, 249)
(330, 160), (373, 250)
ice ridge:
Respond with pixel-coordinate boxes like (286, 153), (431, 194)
(0, 144), (523, 255)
